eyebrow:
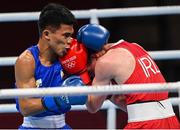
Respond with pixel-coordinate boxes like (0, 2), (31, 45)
(63, 32), (72, 37)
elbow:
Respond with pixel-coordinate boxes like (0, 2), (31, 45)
(17, 98), (44, 117)
(87, 108), (98, 114)
(86, 95), (104, 113)
(86, 102), (99, 113)
(20, 111), (29, 117)
(22, 113), (30, 117)
(18, 104), (40, 117)
(19, 107), (32, 117)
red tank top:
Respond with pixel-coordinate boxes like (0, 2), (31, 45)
(110, 40), (168, 105)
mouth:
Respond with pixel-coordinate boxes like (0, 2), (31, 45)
(59, 48), (69, 57)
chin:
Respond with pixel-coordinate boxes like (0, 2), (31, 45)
(91, 59), (97, 71)
(59, 51), (67, 57)
(58, 53), (64, 58)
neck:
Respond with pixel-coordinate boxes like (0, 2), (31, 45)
(37, 39), (57, 66)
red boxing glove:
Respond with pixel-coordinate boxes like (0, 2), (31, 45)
(59, 39), (91, 85)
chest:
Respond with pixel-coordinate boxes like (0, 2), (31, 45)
(35, 63), (64, 88)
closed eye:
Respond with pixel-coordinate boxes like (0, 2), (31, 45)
(63, 33), (72, 39)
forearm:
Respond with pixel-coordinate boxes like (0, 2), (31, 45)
(110, 99), (127, 112)
(19, 95), (72, 117)
(86, 95), (107, 113)
(18, 98), (45, 116)
(110, 95), (127, 112)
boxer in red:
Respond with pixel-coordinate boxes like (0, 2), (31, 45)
(76, 24), (180, 129)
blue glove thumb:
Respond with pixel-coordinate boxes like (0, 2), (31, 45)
(62, 76), (87, 105)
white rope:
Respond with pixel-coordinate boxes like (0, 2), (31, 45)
(0, 57), (17, 66)
(1, 50), (180, 66)
(0, 104), (17, 113)
(0, 98), (179, 113)
(0, 12), (39, 22)
(0, 100), (117, 113)
(169, 97), (180, 106)
(0, 6), (180, 22)
(148, 50), (180, 60)
(0, 82), (179, 99)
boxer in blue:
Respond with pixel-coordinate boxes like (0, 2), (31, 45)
(15, 3), (87, 129)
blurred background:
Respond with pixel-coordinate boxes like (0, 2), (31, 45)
(0, 0), (180, 129)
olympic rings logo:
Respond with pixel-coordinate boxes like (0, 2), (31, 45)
(65, 61), (76, 69)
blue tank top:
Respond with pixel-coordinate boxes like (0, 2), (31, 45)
(16, 45), (64, 117)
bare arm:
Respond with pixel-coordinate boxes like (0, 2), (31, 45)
(86, 48), (135, 113)
(109, 95), (127, 112)
(15, 50), (45, 116)
(86, 57), (113, 113)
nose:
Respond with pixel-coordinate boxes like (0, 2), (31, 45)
(65, 37), (72, 49)
(67, 37), (73, 45)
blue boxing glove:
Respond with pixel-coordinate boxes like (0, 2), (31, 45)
(41, 76), (87, 114)
(77, 24), (110, 52)
(41, 94), (71, 114)
(62, 75), (87, 105)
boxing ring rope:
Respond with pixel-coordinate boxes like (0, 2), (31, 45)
(1, 5), (180, 129)
(0, 6), (180, 24)
(0, 97), (179, 113)
(0, 82), (180, 99)
(1, 50), (180, 66)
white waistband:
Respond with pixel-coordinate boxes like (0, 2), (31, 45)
(127, 99), (175, 123)
(22, 114), (65, 128)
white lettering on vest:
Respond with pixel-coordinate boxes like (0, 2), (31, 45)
(138, 55), (160, 78)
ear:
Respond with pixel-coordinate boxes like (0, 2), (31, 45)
(43, 30), (50, 40)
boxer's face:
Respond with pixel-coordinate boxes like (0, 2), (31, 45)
(87, 48), (108, 78)
(45, 24), (74, 57)
(89, 57), (97, 72)
(87, 54), (98, 79)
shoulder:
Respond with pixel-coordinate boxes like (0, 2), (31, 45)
(99, 47), (135, 65)
(94, 50), (118, 79)
(15, 50), (35, 67)
(95, 47), (135, 75)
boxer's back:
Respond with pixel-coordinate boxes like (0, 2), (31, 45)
(109, 40), (168, 105)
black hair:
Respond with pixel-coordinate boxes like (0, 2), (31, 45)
(38, 3), (76, 36)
